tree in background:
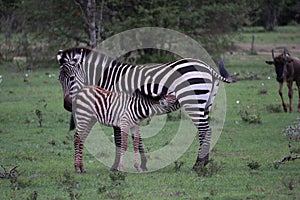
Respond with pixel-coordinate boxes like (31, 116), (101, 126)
(249, 0), (300, 30)
(0, 0), (300, 66)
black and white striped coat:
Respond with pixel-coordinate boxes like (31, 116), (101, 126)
(57, 47), (232, 170)
(73, 85), (179, 172)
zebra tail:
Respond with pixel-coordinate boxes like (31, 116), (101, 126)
(69, 114), (76, 131)
(218, 59), (234, 83)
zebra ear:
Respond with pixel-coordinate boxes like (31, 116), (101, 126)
(71, 48), (84, 66)
(57, 50), (64, 66)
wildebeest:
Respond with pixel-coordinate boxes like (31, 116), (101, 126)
(265, 49), (300, 112)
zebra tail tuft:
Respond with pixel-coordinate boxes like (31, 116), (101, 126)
(218, 59), (234, 83)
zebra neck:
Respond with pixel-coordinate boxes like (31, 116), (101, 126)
(148, 103), (166, 117)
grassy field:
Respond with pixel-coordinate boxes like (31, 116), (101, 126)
(1, 26), (300, 199)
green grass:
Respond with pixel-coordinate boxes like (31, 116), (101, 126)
(1, 27), (300, 199)
(235, 25), (300, 46)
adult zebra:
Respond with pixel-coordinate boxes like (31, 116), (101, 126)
(57, 47), (232, 169)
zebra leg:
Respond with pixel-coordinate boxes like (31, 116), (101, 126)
(184, 106), (211, 169)
(119, 129), (129, 172)
(138, 136), (148, 171)
(131, 126), (142, 172)
(193, 126), (212, 169)
(74, 118), (96, 173)
(110, 126), (122, 171)
(131, 133), (147, 171)
(74, 132), (85, 173)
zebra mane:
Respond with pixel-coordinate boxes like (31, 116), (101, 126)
(57, 46), (117, 66)
(133, 89), (161, 102)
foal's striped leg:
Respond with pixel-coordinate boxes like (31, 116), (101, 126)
(119, 129), (129, 172)
(131, 125), (142, 172)
(74, 117), (96, 173)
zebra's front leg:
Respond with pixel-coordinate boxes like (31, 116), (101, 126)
(119, 130), (128, 172)
(74, 132), (86, 173)
(138, 136), (148, 171)
(73, 117), (96, 173)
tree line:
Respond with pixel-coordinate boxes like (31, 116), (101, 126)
(0, 0), (299, 66)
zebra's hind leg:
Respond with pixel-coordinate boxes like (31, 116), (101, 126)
(184, 106), (211, 170)
(110, 127), (122, 171)
(192, 126), (212, 170)
(131, 126), (142, 172)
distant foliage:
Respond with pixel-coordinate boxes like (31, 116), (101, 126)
(239, 106), (261, 124)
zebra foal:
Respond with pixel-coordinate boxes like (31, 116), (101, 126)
(74, 86), (179, 172)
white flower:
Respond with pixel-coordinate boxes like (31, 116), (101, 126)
(236, 100), (240, 104)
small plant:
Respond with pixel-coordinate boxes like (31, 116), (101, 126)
(27, 190), (38, 200)
(265, 104), (282, 113)
(258, 88), (267, 95)
(0, 165), (31, 190)
(193, 159), (224, 177)
(247, 160), (260, 170)
(239, 106), (261, 124)
(281, 176), (297, 191)
(97, 181), (108, 194)
(174, 161), (184, 172)
(274, 117), (300, 168)
(35, 109), (43, 127)
(283, 118), (300, 155)
(58, 170), (81, 200)
(97, 173), (127, 199)
(109, 171), (126, 184)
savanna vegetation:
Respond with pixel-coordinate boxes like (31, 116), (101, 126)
(1, 0), (300, 199)
(0, 25), (299, 200)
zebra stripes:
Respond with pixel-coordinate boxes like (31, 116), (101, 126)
(57, 47), (232, 169)
(74, 86), (179, 172)
(59, 61), (180, 172)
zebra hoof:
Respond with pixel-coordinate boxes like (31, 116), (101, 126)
(75, 169), (86, 174)
(141, 166), (148, 172)
(109, 166), (118, 172)
(192, 156), (209, 170)
(74, 165), (86, 173)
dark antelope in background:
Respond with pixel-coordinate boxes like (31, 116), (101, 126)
(265, 49), (300, 112)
